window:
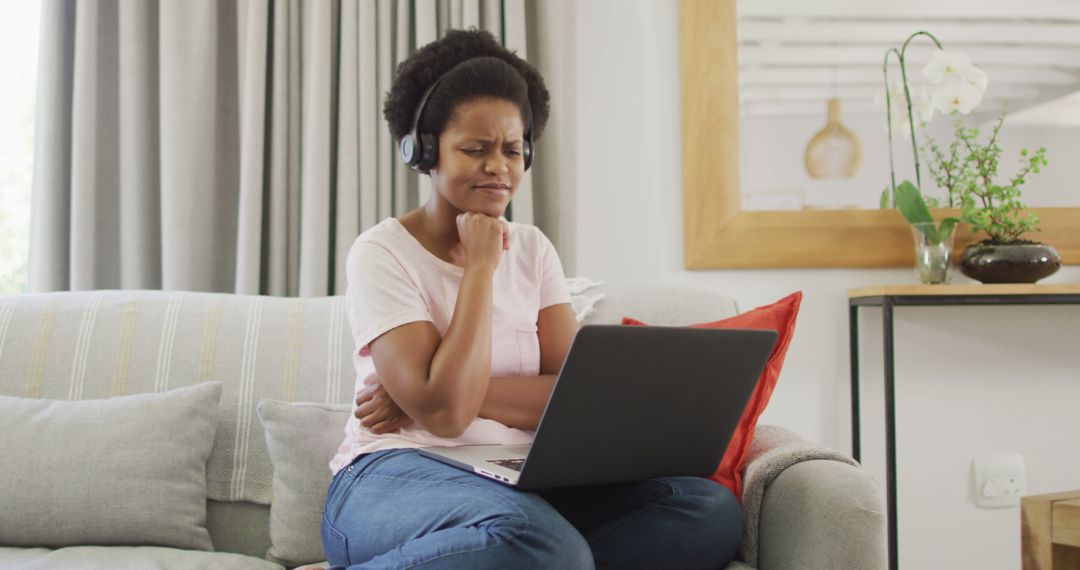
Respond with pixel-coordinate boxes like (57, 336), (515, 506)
(0, 1), (40, 294)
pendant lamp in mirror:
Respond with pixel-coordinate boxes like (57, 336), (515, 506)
(804, 98), (862, 179)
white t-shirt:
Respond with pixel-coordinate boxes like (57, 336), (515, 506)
(329, 218), (572, 475)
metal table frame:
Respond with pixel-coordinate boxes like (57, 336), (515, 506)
(849, 290), (1080, 570)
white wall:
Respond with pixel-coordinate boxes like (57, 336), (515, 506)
(574, 1), (1080, 568)
(995, 124), (1080, 207)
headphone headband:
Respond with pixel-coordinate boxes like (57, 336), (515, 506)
(399, 60), (534, 173)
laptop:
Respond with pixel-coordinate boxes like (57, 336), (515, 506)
(417, 324), (778, 490)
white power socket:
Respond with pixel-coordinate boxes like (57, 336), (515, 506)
(972, 453), (1026, 508)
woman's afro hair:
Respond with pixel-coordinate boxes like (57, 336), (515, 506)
(383, 29), (550, 142)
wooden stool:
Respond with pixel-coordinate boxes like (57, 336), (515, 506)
(1023, 490), (1080, 569)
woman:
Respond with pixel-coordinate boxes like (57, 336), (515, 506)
(322, 29), (741, 569)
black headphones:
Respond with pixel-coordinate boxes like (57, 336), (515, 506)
(399, 64), (534, 173)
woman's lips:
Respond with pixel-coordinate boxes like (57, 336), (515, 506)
(474, 186), (510, 198)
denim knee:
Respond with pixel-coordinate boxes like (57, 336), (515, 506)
(672, 477), (740, 517)
(525, 525), (594, 569)
(549, 530), (594, 570)
(503, 508), (594, 570)
(668, 477), (742, 553)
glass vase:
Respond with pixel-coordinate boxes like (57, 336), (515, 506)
(911, 222), (955, 284)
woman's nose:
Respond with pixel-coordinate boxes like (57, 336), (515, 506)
(483, 154), (508, 175)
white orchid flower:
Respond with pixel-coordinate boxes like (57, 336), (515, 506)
(876, 77), (909, 134)
(964, 66), (989, 94)
(931, 78), (984, 114)
(914, 85), (935, 123)
(875, 76), (904, 107)
(879, 102), (912, 138)
(922, 50), (975, 85)
(921, 49), (988, 114)
(877, 78), (935, 137)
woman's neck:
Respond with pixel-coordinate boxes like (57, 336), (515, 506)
(417, 198), (461, 247)
(397, 195), (466, 266)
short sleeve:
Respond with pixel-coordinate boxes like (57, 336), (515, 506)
(345, 241), (434, 357)
(536, 229), (572, 310)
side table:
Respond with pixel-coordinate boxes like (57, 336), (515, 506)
(848, 284), (1080, 570)
(1022, 490), (1080, 569)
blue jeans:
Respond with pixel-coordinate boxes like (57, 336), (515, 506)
(321, 449), (742, 569)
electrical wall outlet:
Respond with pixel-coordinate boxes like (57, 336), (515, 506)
(972, 453), (1026, 508)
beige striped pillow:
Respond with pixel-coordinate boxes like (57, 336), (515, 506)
(0, 382), (222, 550)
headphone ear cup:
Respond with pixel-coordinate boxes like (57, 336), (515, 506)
(523, 135), (534, 171)
(417, 132), (439, 172)
(399, 134), (420, 169)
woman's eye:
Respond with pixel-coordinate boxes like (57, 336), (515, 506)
(463, 149), (484, 156)
(505, 149), (521, 157)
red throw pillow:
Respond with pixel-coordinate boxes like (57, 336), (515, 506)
(622, 291), (802, 500)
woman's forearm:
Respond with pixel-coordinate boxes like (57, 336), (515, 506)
(423, 264), (496, 436)
(478, 375), (557, 431)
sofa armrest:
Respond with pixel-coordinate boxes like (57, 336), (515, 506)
(757, 460), (885, 570)
(739, 426), (885, 570)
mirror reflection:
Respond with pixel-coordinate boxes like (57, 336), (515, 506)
(737, 1), (1080, 211)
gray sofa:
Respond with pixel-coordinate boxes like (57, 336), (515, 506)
(0, 283), (884, 569)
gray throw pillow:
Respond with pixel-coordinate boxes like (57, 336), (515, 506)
(0, 382), (223, 551)
(257, 399), (351, 566)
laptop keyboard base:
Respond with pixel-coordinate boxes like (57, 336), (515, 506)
(487, 458), (525, 472)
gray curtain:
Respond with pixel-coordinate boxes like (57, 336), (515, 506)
(29, 0), (569, 297)
(525, 0), (575, 276)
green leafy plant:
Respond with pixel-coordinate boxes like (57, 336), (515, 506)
(922, 121), (966, 209)
(894, 180), (959, 245)
(923, 115), (1048, 244)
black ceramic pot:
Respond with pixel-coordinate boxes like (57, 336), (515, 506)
(959, 242), (1061, 284)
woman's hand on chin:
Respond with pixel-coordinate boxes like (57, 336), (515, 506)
(456, 212), (509, 271)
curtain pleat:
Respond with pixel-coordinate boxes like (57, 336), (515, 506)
(235, 0), (269, 295)
(357, 0), (379, 235)
(525, 0), (576, 275)
(502, 0), (532, 225)
(375, 0), (394, 225)
(392, 0), (415, 219)
(448, 0), (461, 30)
(298, 0), (333, 296)
(461, 0), (477, 31)
(69, 0), (120, 291)
(29, 0), (75, 293)
(264, 0), (289, 296)
(159, 0), (240, 293)
(285, 0), (303, 296)
(481, 0), (499, 41)
(414, 0), (437, 208)
(335, 0), (361, 296)
(118, 0), (162, 289)
(30, 0), (544, 296)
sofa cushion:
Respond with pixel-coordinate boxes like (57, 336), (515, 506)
(581, 282), (739, 326)
(0, 291), (357, 506)
(623, 291), (802, 500)
(205, 500), (273, 559)
(258, 399), (352, 566)
(0, 382), (222, 551)
(0, 546), (284, 570)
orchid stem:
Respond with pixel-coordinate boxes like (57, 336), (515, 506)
(882, 48), (901, 201)
(883, 31), (943, 205)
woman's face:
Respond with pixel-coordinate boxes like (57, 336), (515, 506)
(430, 97), (526, 218)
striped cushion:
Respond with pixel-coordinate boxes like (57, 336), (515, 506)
(0, 291), (354, 505)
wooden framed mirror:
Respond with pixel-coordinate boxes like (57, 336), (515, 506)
(679, 0), (1080, 269)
